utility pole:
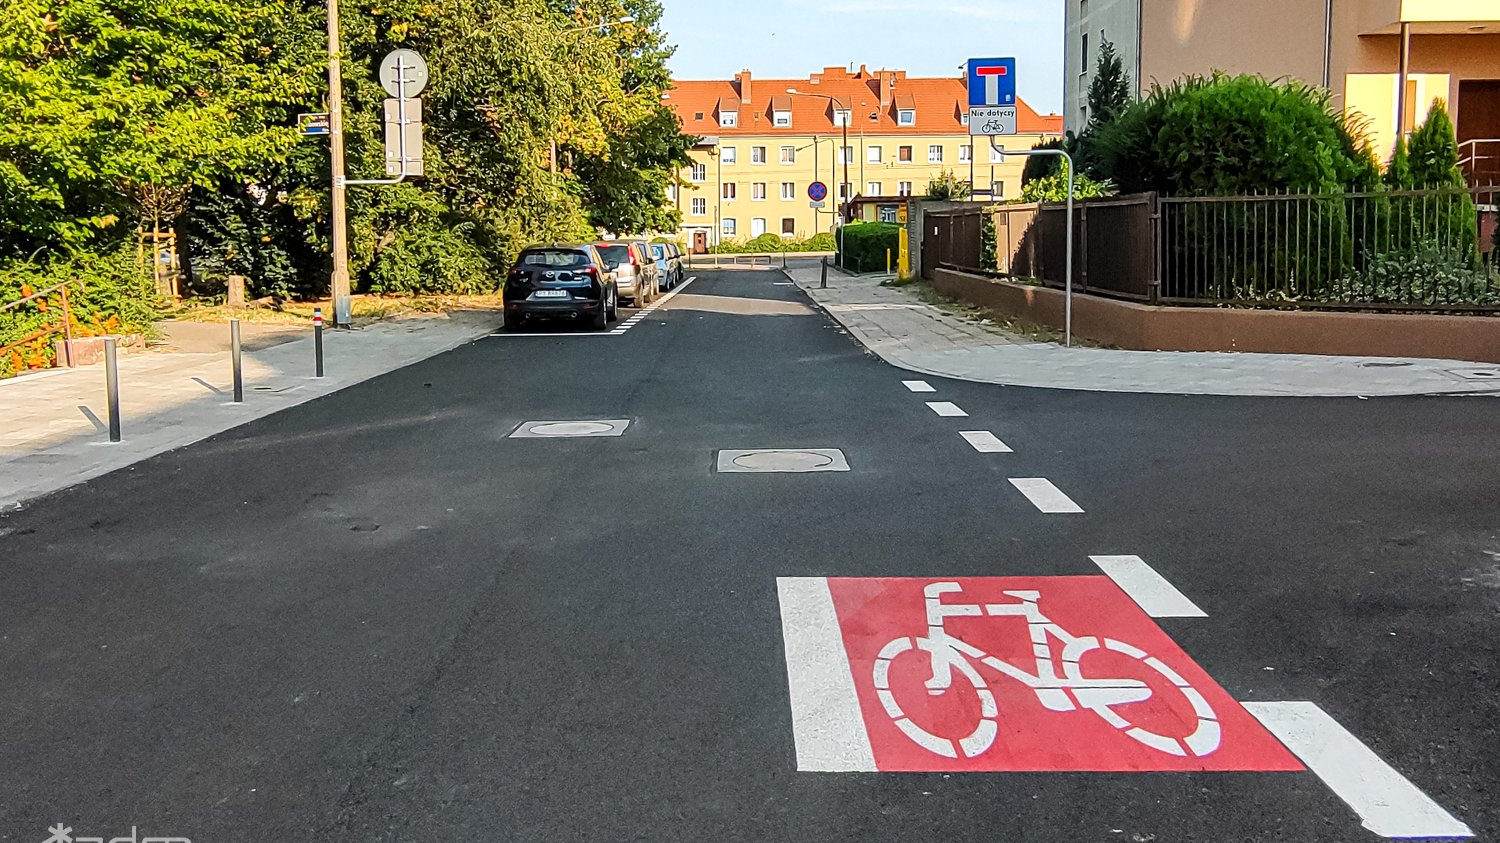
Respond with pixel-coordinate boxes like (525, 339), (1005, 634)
(327, 0), (352, 328)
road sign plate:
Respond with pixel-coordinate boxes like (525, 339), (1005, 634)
(808, 181), (828, 202)
(379, 49), (429, 98)
(970, 106), (1017, 136)
(809, 200), (825, 209)
(967, 57), (1016, 108)
(777, 575), (1303, 773)
(298, 113), (330, 136)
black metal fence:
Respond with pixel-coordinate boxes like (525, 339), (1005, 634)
(924, 186), (1500, 312)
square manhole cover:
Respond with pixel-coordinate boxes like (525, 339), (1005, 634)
(510, 419), (631, 438)
(716, 448), (850, 473)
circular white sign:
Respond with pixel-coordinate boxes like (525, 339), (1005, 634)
(379, 49), (429, 98)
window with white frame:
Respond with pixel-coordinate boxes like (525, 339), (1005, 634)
(721, 146), (737, 164)
(959, 144), (971, 163)
(690, 162), (706, 182)
(897, 181), (913, 196)
(720, 110), (738, 128)
(989, 143), (1006, 164)
(780, 182), (796, 200)
(722, 218), (736, 236)
(665, 184), (677, 200)
(960, 113), (970, 127)
(868, 145), (883, 164)
(780, 145), (795, 164)
(722, 182), (736, 200)
(751, 218), (767, 237)
(867, 181), (881, 195)
(898, 145), (913, 163)
(839, 182), (852, 199)
(773, 109), (792, 127)
(928, 145), (943, 163)
(833, 109), (851, 127)
(992, 180), (1005, 198)
(751, 146), (767, 164)
(781, 217), (796, 235)
(842, 146), (855, 164)
(691, 197), (706, 215)
(751, 182), (766, 200)
(897, 109), (915, 126)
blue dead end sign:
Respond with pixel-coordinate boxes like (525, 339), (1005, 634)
(808, 181), (829, 202)
(967, 57), (1016, 107)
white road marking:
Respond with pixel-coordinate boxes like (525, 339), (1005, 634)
(902, 380), (936, 393)
(1243, 701), (1473, 839)
(1090, 555), (1206, 618)
(926, 401), (968, 417)
(960, 430), (1013, 453)
(776, 577), (877, 772)
(1009, 478), (1084, 513)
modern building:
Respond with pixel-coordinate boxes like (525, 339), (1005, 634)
(1064, 0), (1499, 179)
(664, 66), (1062, 251)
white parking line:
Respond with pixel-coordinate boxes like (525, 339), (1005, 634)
(1244, 701), (1473, 839)
(959, 430), (1013, 453)
(1009, 478), (1084, 513)
(902, 380), (936, 393)
(926, 401), (967, 417)
(776, 577), (877, 772)
(1089, 555), (1206, 618)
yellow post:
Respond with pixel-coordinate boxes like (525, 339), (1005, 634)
(886, 248), (892, 274)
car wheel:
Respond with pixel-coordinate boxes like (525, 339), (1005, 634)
(503, 314), (524, 332)
(590, 299), (608, 330)
(607, 287), (619, 321)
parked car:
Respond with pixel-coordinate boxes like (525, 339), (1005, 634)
(653, 241), (685, 289)
(650, 242), (677, 291)
(502, 244), (617, 331)
(595, 240), (659, 307)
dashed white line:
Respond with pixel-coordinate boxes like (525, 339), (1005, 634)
(776, 576), (877, 772)
(1090, 555), (1206, 618)
(959, 430), (1013, 453)
(1243, 701), (1473, 839)
(926, 401), (967, 417)
(1009, 478), (1083, 513)
(902, 380), (936, 393)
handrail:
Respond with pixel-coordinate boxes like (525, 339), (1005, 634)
(0, 277), (84, 367)
(0, 277), (83, 313)
(1459, 138), (1500, 168)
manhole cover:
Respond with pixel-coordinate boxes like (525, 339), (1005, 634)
(716, 448), (850, 473)
(510, 419), (630, 438)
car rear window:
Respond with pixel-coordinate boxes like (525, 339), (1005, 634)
(651, 244), (666, 259)
(520, 250), (590, 268)
(596, 244), (630, 268)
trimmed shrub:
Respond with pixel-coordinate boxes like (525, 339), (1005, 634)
(837, 222), (901, 273)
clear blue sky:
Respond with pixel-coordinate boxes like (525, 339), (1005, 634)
(659, 0), (1065, 114)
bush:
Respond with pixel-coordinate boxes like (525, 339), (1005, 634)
(364, 223), (496, 296)
(1020, 167), (1115, 203)
(709, 232), (837, 253)
(1324, 241), (1500, 307)
(925, 170), (971, 200)
(837, 222), (901, 273)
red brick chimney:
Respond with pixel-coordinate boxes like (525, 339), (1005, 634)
(879, 71), (895, 107)
(735, 69), (753, 105)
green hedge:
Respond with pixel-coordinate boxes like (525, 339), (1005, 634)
(837, 223), (901, 273)
(709, 232), (837, 254)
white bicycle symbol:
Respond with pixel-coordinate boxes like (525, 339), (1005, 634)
(874, 582), (1222, 759)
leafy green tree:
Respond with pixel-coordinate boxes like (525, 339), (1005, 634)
(1020, 165), (1114, 203)
(1022, 139), (1065, 187)
(925, 169), (972, 200)
(1383, 136), (1414, 189)
(1406, 99), (1465, 188)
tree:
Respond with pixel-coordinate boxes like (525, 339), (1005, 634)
(1022, 139), (1065, 187)
(1406, 99), (1465, 188)
(1383, 136), (1414, 189)
(925, 169), (972, 200)
(1086, 38), (1131, 128)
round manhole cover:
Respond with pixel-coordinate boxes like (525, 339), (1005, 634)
(529, 421), (615, 436)
(732, 450), (835, 471)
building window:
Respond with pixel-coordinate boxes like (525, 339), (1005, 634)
(722, 146), (737, 165)
(897, 109), (915, 126)
(780, 182), (796, 200)
(960, 113), (970, 127)
(690, 162), (706, 182)
(782, 217), (796, 235)
(1080, 104), (1088, 125)
(773, 110), (792, 127)
(720, 110), (738, 128)
(751, 218), (767, 236)
(928, 145), (944, 163)
(898, 181), (913, 196)
(989, 143), (1006, 163)
(839, 182), (855, 200)
(959, 144), (971, 163)
(780, 145), (796, 164)
(722, 218), (737, 236)
(1081, 33), (1089, 73)
(751, 182), (766, 200)
(867, 181), (882, 195)
(1080, 0), (1088, 16)
(723, 183), (736, 200)
(843, 145), (855, 164)
(899, 145), (913, 163)
(691, 197), (706, 215)
(751, 146), (767, 164)
(992, 180), (1005, 199)
(665, 184), (677, 201)
(868, 145), (883, 164)
(834, 109), (851, 127)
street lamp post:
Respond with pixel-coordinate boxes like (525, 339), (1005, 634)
(788, 88), (849, 271)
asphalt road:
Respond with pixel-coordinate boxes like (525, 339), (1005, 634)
(0, 267), (1495, 842)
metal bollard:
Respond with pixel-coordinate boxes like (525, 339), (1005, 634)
(104, 337), (121, 442)
(820, 256), (828, 289)
(313, 307), (325, 378)
(887, 248), (892, 275)
(230, 319), (243, 403)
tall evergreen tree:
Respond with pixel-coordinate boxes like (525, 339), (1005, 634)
(1406, 99), (1465, 188)
(1086, 38), (1131, 129)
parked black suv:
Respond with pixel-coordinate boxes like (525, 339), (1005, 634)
(503, 245), (618, 331)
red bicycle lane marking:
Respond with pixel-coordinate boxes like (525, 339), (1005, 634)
(825, 576), (1303, 772)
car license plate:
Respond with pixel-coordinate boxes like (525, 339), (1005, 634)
(532, 290), (568, 299)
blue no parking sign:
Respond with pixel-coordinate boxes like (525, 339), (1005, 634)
(808, 181), (828, 202)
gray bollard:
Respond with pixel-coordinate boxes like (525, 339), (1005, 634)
(820, 256), (828, 289)
(104, 337), (121, 442)
(230, 319), (243, 403)
(313, 307), (325, 378)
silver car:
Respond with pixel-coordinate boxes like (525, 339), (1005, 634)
(595, 241), (659, 306)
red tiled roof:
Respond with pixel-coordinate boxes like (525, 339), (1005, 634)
(666, 65), (1062, 137)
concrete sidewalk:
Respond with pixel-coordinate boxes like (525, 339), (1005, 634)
(785, 265), (1500, 398)
(0, 310), (500, 509)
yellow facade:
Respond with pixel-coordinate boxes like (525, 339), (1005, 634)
(670, 132), (1055, 247)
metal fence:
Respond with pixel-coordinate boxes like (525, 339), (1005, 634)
(924, 186), (1500, 312)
